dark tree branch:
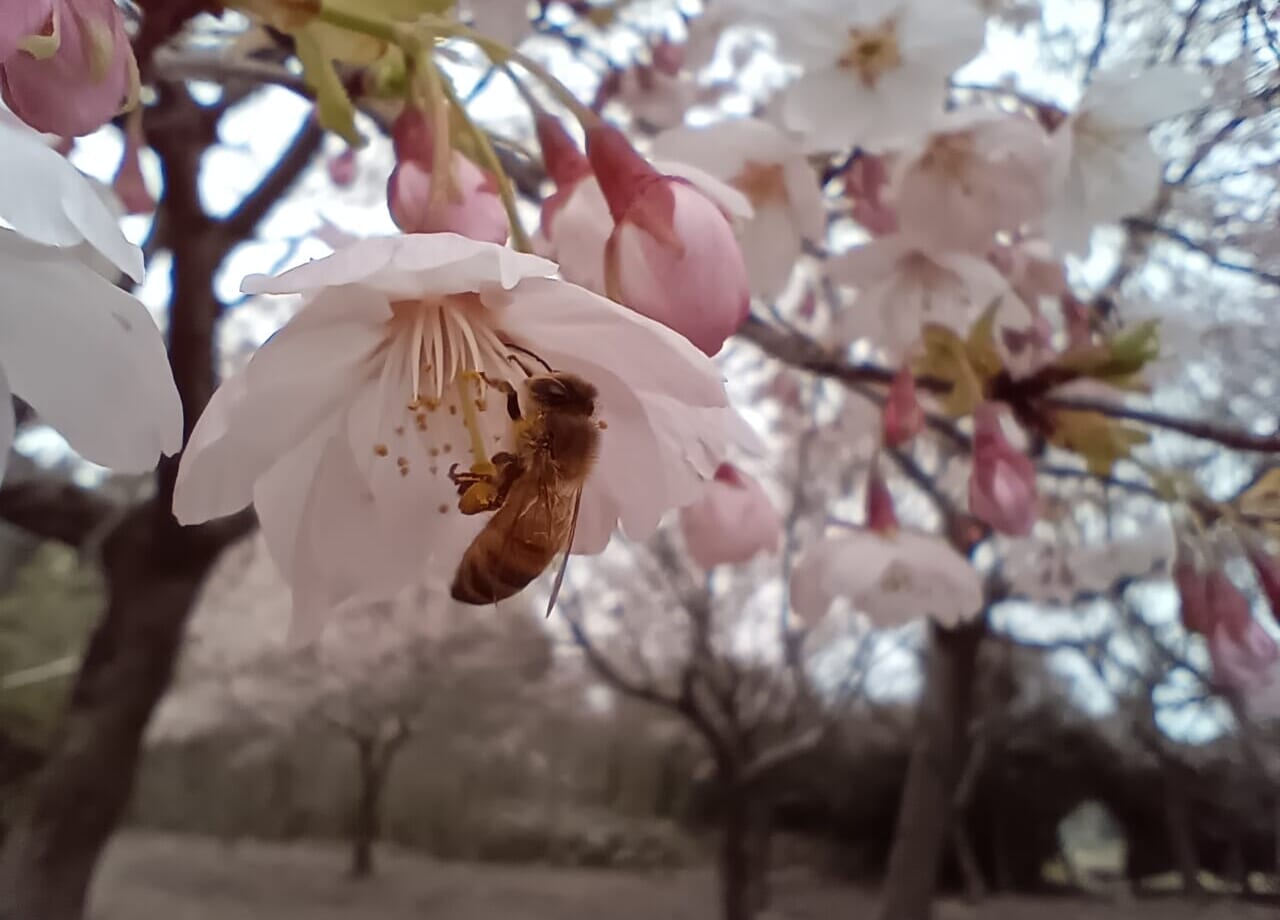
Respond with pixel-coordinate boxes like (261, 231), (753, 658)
(221, 116), (326, 242)
(738, 315), (1280, 454)
(1085, 0), (1113, 79)
(0, 473), (117, 549)
(1125, 217), (1280, 288)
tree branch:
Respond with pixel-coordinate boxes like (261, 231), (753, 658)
(221, 116), (326, 241)
(0, 471), (118, 548)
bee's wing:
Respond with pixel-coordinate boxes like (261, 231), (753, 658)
(545, 486), (583, 619)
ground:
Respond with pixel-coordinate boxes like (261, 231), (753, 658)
(93, 831), (1275, 920)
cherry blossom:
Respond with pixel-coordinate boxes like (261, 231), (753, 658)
(0, 118), (180, 480)
(388, 107), (507, 242)
(791, 528), (983, 628)
(891, 109), (1052, 252)
(1209, 618), (1279, 693)
(585, 122), (751, 355)
(827, 234), (1015, 355)
(844, 153), (898, 236)
(652, 118), (826, 299)
(0, 0), (53, 63)
(679, 463), (782, 569)
(987, 238), (1066, 311)
(968, 402), (1038, 536)
(767, 0), (987, 152)
(0, 0), (139, 137)
(173, 234), (744, 631)
(1043, 65), (1210, 255)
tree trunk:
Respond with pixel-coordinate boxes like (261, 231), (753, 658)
(1161, 770), (1201, 897)
(876, 617), (985, 920)
(0, 501), (234, 920)
(951, 822), (986, 903)
(718, 786), (755, 920)
(0, 83), (261, 920)
(349, 738), (394, 880)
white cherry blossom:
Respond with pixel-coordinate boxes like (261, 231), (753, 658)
(0, 118), (181, 480)
(173, 233), (744, 632)
(827, 234), (1019, 355)
(652, 118), (826, 299)
(766, 0), (987, 153)
(1044, 65), (1211, 255)
(791, 528), (984, 628)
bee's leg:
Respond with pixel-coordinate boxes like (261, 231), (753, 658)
(478, 372), (522, 421)
(449, 453), (523, 515)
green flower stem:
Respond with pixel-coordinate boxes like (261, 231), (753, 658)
(314, 2), (418, 50)
(417, 15), (598, 126)
(436, 68), (533, 253)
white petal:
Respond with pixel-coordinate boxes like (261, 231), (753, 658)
(242, 233), (556, 300)
(1083, 66), (1211, 129)
(739, 204), (803, 299)
(0, 364), (12, 484)
(0, 248), (180, 471)
(0, 121), (143, 281)
(654, 159), (754, 220)
(496, 278), (729, 411)
(175, 291), (388, 524)
(286, 432), (422, 635)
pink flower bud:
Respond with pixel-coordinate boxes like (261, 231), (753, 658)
(1205, 570), (1254, 638)
(327, 148), (357, 188)
(387, 156), (508, 243)
(1209, 617), (1279, 693)
(679, 464), (781, 570)
(1173, 557), (1210, 635)
(1248, 545), (1280, 629)
(111, 113), (153, 215)
(845, 154), (897, 237)
(0, 0), (54, 62)
(1, 0), (138, 137)
(865, 468), (898, 535)
(536, 111), (591, 189)
(883, 367), (923, 447)
(651, 38), (684, 76)
(968, 402), (1039, 536)
(586, 122), (750, 355)
(392, 105), (434, 163)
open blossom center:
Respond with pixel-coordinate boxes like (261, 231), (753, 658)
(919, 133), (978, 187)
(730, 160), (788, 209)
(381, 293), (522, 478)
(839, 21), (902, 88)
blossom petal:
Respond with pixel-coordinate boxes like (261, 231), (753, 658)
(0, 121), (142, 280)
(495, 277), (729, 410)
(1083, 66), (1211, 129)
(0, 245), (179, 471)
(242, 233), (556, 300)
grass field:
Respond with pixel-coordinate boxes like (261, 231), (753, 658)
(92, 831), (1277, 920)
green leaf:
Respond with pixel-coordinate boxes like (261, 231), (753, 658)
(913, 325), (984, 417)
(295, 28), (363, 145)
(1049, 410), (1149, 476)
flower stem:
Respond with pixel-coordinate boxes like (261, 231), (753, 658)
(436, 67), (533, 253)
(417, 15), (598, 125)
(314, 1), (420, 51)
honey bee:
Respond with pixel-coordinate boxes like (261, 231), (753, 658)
(448, 371), (601, 613)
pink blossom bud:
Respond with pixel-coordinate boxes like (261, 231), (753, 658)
(0, 0), (54, 62)
(1248, 545), (1280, 629)
(1205, 570), (1254, 638)
(679, 464), (781, 569)
(968, 402), (1039, 536)
(536, 111), (591, 189)
(1209, 617), (1279, 693)
(1173, 557), (1210, 635)
(586, 122), (750, 355)
(883, 367), (923, 448)
(327, 148), (357, 188)
(865, 468), (898, 535)
(845, 154), (897, 237)
(651, 38), (684, 76)
(392, 105), (434, 163)
(1, 0), (139, 137)
(387, 156), (508, 243)
(1061, 295), (1095, 349)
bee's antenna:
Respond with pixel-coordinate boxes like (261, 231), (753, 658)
(504, 342), (555, 374)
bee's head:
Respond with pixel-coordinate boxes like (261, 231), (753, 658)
(524, 372), (597, 417)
